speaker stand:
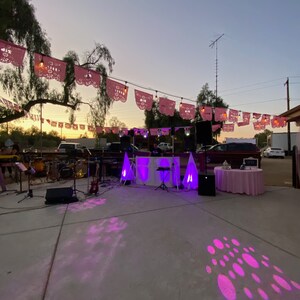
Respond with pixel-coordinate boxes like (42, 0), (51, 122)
(18, 173), (33, 203)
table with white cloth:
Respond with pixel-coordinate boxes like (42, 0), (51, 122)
(135, 156), (180, 187)
(214, 166), (265, 196)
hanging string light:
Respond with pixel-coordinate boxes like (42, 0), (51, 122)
(124, 81), (128, 93)
(184, 127), (191, 136)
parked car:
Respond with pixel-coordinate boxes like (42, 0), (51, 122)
(263, 147), (285, 158)
(204, 142), (261, 168)
(107, 142), (139, 153)
(157, 142), (172, 152)
(56, 142), (84, 154)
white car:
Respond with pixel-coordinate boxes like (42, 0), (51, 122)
(263, 147), (285, 158)
(157, 142), (172, 152)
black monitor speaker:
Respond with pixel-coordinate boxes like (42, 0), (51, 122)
(120, 135), (131, 151)
(198, 173), (216, 196)
(45, 187), (78, 204)
(196, 121), (212, 145)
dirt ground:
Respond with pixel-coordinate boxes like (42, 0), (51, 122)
(261, 156), (293, 187)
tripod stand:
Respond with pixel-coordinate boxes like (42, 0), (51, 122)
(71, 160), (85, 199)
(18, 167), (35, 203)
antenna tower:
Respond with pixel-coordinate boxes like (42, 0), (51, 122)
(209, 34), (224, 100)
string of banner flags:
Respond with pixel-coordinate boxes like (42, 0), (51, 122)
(0, 38), (287, 135)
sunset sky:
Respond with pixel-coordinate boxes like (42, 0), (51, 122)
(3, 0), (300, 140)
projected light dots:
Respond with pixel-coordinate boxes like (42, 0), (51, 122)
(205, 236), (300, 299)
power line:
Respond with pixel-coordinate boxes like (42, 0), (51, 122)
(220, 77), (285, 93)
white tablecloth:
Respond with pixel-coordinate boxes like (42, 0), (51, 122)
(214, 167), (265, 196)
(135, 156), (180, 187)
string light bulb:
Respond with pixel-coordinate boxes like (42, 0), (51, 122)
(155, 90), (158, 100)
(124, 81), (127, 93)
(39, 56), (44, 68)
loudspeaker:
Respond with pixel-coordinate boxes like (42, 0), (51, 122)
(196, 121), (212, 145)
(120, 135), (131, 151)
(184, 135), (196, 152)
(198, 173), (216, 196)
(128, 129), (135, 137)
(45, 187), (78, 204)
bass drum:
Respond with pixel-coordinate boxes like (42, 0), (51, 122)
(32, 160), (46, 176)
(59, 167), (73, 179)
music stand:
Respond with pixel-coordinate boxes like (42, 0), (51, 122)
(155, 167), (170, 191)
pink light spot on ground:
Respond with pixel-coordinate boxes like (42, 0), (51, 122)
(229, 251), (235, 258)
(233, 263), (245, 277)
(271, 284), (281, 294)
(206, 265), (212, 274)
(251, 273), (261, 284)
(228, 270), (236, 279)
(237, 258), (243, 265)
(233, 248), (239, 253)
(223, 255), (229, 262)
(243, 287), (253, 299)
(231, 238), (240, 246)
(243, 247), (249, 253)
(214, 239), (224, 250)
(262, 255), (269, 261)
(207, 245), (216, 255)
(217, 274), (236, 300)
(220, 260), (226, 267)
(225, 243), (230, 248)
(242, 253), (259, 269)
(291, 280), (300, 290)
(273, 274), (292, 291)
(257, 288), (269, 300)
(223, 236), (228, 241)
(273, 265), (283, 273)
(249, 247), (255, 252)
(212, 258), (217, 266)
(261, 260), (269, 268)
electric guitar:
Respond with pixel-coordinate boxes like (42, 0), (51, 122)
(89, 163), (99, 194)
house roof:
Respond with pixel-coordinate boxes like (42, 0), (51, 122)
(280, 104), (300, 122)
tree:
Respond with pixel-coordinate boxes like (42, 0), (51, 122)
(195, 83), (228, 138)
(0, 0), (115, 128)
(254, 129), (273, 149)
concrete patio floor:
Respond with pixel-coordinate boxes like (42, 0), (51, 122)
(0, 177), (300, 300)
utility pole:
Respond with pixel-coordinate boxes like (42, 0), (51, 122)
(209, 34), (224, 100)
(284, 77), (291, 155)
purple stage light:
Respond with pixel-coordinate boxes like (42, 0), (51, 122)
(271, 283), (281, 294)
(257, 288), (269, 300)
(121, 152), (135, 181)
(205, 236), (300, 299)
(206, 265), (212, 274)
(217, 274), (236, 300)
(273, 265), (283, 274)
(243, 287), (253, 299)
(228, 270), (236, 279)
(261, 260), (269, 268)
(232, 263), (245, 277)
(242, 253), (259, 269)
(231, 239), (240, 246)
(182, 153), (198, 189)
(251, 273), (261, 284)
(291, 280), (300, 290)
(273, 274), (292, 291)
(213, 239), (224, 249)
